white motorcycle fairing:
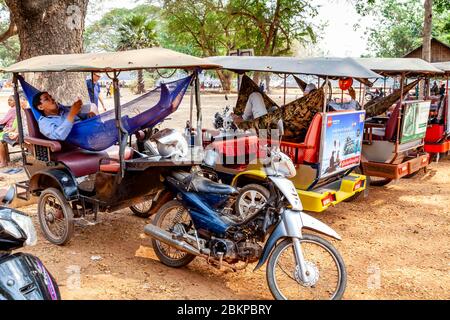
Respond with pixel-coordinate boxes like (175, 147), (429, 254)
(268, 176), (302, 211)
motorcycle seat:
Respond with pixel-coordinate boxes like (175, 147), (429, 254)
(171, 171), (237, 195)
(191, 176), (238, 195)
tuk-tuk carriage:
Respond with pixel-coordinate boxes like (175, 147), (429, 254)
(424, 62), (449, 159)
(1, 48), (219, 245)
(201, 56), (380, 214)
(356, 58), (443, 186)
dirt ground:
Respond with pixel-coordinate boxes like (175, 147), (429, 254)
(0, 89), (449, 300)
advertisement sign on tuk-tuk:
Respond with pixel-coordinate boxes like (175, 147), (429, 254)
(319, 111), (366, 179)
(400, 101), (431, 144)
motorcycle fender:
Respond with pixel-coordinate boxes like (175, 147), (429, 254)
(231, 170), (267, 187)
(254, 209), (303, 271)
(300, 212), (342, 241)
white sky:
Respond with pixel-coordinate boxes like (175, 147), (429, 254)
(87, 0), (375, 58)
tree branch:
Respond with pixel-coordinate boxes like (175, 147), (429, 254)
(0, 21), (17, 43)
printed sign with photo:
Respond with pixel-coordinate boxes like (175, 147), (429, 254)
(319, 111), (365, 179)
(400, 101), (431, 144)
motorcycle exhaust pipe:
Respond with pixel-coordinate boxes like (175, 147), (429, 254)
(144, 224), (201, 256)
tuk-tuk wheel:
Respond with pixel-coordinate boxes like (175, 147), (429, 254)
(369, 177), (392, 187)
(403, 170), (420, 179)
(37, 187), (74, 246)
(130, 200), (153, 218)
(344, 191), (363, 202)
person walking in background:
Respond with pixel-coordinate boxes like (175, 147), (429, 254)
(106, 82), (112, 98)
(86, 72), (107, 112)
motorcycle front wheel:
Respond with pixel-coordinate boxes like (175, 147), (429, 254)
(266, 234), (347, 300)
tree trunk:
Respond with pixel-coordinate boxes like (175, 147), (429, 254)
(137, 70), (145, 94)
(5, 0), (89, 104)
(420, 0), (433, 98)
(216, 70), (232, 93)
(265, 73), (271, 94)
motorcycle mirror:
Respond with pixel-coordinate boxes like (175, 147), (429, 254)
(277, 119), (284, 144)
(277, 119), (284, 136)
(1, 186), (16, 206)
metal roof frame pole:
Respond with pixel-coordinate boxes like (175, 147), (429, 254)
(12, 73), (27, 170)
(113, 71), (127, 180)
(445, 75), (449, 132)
(395, 73), (405, 154)
(194, 72), (203, 149)
(283, 74), (287, 106)
(383, 76), (387, 97)
(361, 82), (366, 109)
(323, 76), (328, 112)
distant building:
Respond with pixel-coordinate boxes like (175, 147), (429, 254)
(403, 38), (450, 62)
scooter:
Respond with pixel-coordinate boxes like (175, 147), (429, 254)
(144, 126), (347, 300)
(0, 187), (60, 300)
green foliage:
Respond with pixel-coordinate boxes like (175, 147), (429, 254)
(0, 0), (19, 68)
(161, 0), (319, 57)
(229, 0), (319, 56)
(355, 0), (450, 57)
(84, 4), (160, 52)
(116, 13), (159, 50)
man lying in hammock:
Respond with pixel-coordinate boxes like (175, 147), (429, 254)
(32, 92), (97, 140)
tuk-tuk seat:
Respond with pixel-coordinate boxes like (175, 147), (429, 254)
(369, 102), (401, 142)
(23, 108), (133, 177)
(281, 113), (322, 164)
(384, 102), (401, 141)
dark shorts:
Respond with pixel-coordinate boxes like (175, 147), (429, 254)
(1, 135), (18, 146)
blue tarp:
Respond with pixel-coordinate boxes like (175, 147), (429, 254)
(18, 75), (193, 151)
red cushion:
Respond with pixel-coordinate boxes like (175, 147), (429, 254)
(280, 113), (322, 164)
(211, 135), (259, 157)
(425, 124), (445, 143)
(385, 102), (401, 141)
(98, 147), (134, 173)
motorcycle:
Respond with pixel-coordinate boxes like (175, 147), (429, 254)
(0, 187), (60, 300)
(144, 128), (347, 300)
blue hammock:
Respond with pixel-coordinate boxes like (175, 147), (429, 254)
(19, 75), (193, 151)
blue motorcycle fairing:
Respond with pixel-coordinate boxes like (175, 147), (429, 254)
(177, 190), (233, 235)
(165, 176), (235, 235)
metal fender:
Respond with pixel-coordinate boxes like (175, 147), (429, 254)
(29, 168), (78, 200)
(300, 212), (342, 241)
(231, 169), (267, 187)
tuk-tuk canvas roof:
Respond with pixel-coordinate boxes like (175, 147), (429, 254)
(356, 58), (443, 76)
(1, 48), (220, 73)
(207, 56), (380, 79)
(432, 62), (450, 74)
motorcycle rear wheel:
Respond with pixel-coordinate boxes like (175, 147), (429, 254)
(266, 234), (347, 300)
(151, 200), (196, 268)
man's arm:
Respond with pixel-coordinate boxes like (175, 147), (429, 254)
(98, 95), (106, 111)
(38, 117), (74, 141)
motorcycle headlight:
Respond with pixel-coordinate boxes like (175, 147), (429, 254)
(11, 211), (37, 247)
(0, 219), (22, 239)
(272, 152), (297, 178)
(0, 209), (37, 247)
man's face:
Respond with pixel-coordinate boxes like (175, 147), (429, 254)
(37, 92), (58, 115)
(93, 74), (100, 83)
(7, 96), (14, 107)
